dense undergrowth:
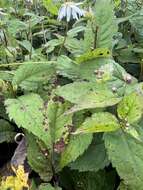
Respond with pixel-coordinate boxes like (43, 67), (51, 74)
(1, 0), (143, 189)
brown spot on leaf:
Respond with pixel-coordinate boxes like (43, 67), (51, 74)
(54, 138), (65, 154)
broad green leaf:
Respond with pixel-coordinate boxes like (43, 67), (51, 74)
(0, 119), (16, 143)
(5, 94), (50, 146)
(26, 133), (53, 182)
(56, 81), (94, 104)
(117, 93), (143, 124)
(81, 21), (94, 53)
(56, 81), (121, 110)
(66, 90), (121, 113)
(56, 56), (115, 81)
(74, 112), (120, 134)
(7, 19), (27, 37)
(45, 100), (73, 145)
(104, 127), (143, 190)
(70, 134), (109, 172)
(5, 94), (72, 149)
(60, 134), (92, 168)
(12, 62), (55, 88)
(95, 0), (117, 50)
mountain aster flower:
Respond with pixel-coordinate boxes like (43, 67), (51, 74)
(58, 2), (85, 22)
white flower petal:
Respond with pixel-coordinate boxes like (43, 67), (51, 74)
(72, 8), (78, 20)
(66, 6), (72, 22)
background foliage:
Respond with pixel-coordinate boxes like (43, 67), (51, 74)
(1, 0), (143, 189)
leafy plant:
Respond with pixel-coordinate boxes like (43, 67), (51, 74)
(1, 0), (143, 189)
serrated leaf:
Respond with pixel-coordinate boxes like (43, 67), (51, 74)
(95, 0), (117, 49)
(67, 91), (121, 114)
(70, 134), (109, 172)
(26, 133), (53, 182)
(74, 112), (120, 134)
(104, 127), (143, 190)
(5, 94), (50, 146)
(56, 82), (121, 111)
(60, 134), (92, 168)
(56, 81), (94, 104)
(12, 62), (55, 88)
(117, 93), (143, 124)
(56, 56), (117, 81)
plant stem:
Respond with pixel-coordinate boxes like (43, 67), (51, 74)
(93, 26), (98, 49)
(58, 23), (68, 56)
(0, 61), (55, 68)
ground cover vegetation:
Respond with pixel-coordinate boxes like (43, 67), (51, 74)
(1, 0), (143, 189)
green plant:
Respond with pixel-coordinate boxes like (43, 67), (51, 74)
(1, 0), (143, 189)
